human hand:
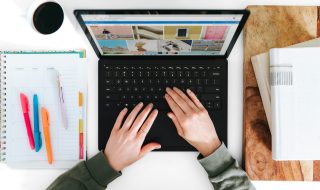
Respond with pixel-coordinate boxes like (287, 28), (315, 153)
(165, 87), (221, 157)
(104, 103), (161, 171)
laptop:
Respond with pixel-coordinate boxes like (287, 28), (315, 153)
(74, 10), (249, 151)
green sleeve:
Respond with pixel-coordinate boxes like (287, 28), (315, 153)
(47, 152), (121, 190)
(198, 143), (255, 190)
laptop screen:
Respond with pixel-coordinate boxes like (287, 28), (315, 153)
(81, 14), (243, 56)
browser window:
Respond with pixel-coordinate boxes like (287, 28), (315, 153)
(81, 14), (242, 56)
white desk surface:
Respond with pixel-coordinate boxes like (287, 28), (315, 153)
(0, 0), (319, 189)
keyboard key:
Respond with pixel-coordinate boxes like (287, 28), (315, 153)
(125, 87), (131, 92)
(121, 95), (128, 100)
(213, 102), (221, 110)
(106, 87), (115, 93)
(213, 79), (221, 85)
(201, 71), (207, 77)
(123, 79), (130, 85)
(121, 71), (128, 77)
(145, 71), (151, 77)
(169, 71), (175, 77)
(106, 94), (119, 100)
(133, 87), (139, 92)
(145, 94), (151, 101)
(105, 102), (113, 108)
(187, 79), (194, 85)
(149, 87), (155, 92)
(197, 87), (203, 93)
(157, 87), (164, 92)
(201, 94), (216, 101)
(137, 95), (143, 100)
(106, 71), (111, 77)
(205, 101), (214, 110)
(129, 94), (135, 100)
(106, 79), (114, 85)
(205, 87), (221, 93)
(153, 94), (160, 100)
(179, 79), (186, 84)
(116, 79), (122, 84)
(210, 71), (221, 77)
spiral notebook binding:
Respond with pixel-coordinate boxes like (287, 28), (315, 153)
(0, 52), (7, 162)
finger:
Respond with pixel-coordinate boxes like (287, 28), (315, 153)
(164, 93), (185, 118)
(130, 103), (154, 133)
(166, 87), (192, 113)
(186, 89), (205, 109)
(122, 102), (144, 130)
(139, 142), (161, 158)
(173, 87), (200, 112)
(111, 108), (128, 133)
(167, 112), (184, 136)
(137, 109), (158, 139)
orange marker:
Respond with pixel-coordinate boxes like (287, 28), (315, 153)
(41, 108), (53, 164)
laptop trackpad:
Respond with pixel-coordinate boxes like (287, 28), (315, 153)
(144, 111), (194, 151)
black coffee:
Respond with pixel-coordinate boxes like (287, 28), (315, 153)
(33, 2), (64, 34)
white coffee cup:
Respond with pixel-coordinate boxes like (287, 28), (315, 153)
(27, 0), (64, 34)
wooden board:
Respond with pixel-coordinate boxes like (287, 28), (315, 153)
(243, 6), (320, 181)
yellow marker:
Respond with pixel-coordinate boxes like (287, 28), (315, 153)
(79, 92), (84, 159)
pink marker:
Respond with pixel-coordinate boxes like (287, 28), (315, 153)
(20, 93), (35, 150)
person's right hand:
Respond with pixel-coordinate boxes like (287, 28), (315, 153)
(165, 87), (221, 157)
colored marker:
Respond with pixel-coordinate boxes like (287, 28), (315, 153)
(20, 93), (35, 150)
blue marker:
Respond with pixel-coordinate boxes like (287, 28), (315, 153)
(33, 94), (42, 152)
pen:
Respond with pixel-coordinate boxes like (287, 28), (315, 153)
(19, 93), (35, 150)
(41, 107), (53, 164)
(57, 72), (68, 129)
(79, 92), (84, 159)
(33, 94), (42, 152)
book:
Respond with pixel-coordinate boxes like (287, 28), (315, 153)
(270, 47), (320, 160)
(251, 38), (320, 129)
(0, 51), (87, 168)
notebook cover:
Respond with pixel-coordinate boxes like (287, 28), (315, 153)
(243, 6), (320, 181)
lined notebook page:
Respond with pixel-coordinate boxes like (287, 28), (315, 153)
(5, 53), (81, 163)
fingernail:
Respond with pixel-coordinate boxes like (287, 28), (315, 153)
(123, 107), (128, 111)
(148, 103), (153, 107)
(167, 113), (172, 118)
(139, 102), (143, 106)
(166, 87), (170, 91)
(187, 89), (191, 93)
(156, 145), (161, 149)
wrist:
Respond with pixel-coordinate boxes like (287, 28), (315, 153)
(198, 138), (221, 157)
(103, 150), (122, 172)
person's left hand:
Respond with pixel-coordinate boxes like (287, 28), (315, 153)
(104, 103), (161, 172)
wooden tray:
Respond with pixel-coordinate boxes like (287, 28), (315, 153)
(243, 6), (320, 181)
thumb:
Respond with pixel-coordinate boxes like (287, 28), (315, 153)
(139, 142), (161, 158)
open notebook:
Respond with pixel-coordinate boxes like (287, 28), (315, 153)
(0, 51), (87, 168)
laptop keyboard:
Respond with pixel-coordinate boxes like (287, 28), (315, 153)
(103, 65), (222, 111)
